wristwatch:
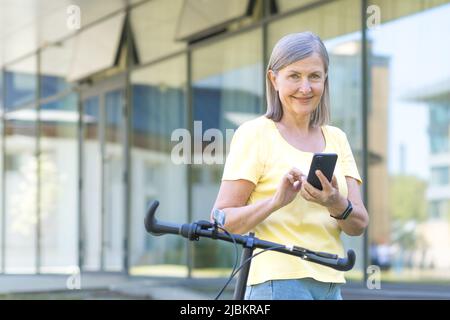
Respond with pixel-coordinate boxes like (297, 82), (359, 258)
(212, 208), (226, 226)
(330, 199), (353, 220)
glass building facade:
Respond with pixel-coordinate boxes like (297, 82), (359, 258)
(0, 0), (449, 284)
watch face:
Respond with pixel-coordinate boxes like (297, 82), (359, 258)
(213, 208), (226, 226)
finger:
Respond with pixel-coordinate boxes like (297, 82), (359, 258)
(300, 187), (311, 201)
(331, 175), (339, 188)
(293, 180), (302, 191)
(290, 167), (304, 180)
(306, 187), (321, 203)
(315, 170), (331, 191)
(286, 173), (295, 185)
(300, 186), (316, 202)
(303, 180), (320, 198)
(283, 174), (295, 186)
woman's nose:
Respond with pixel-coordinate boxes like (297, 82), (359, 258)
(298, 80), (312, 94)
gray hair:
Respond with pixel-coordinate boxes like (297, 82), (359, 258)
(265, 31), (330, 127)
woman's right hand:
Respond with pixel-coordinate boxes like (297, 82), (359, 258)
(270, 167), (305, 211)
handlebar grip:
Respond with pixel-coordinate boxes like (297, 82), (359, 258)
(336, 249), (356, 271)
(303, 249), (355, 271)
(144, 200), (182, 236)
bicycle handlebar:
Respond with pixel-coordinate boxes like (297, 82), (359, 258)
(145, 200), (355, 272)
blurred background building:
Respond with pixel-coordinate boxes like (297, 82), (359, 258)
(0, 0), (449, 286)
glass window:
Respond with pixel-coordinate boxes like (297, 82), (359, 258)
(275, 0), (323, 14)
(429, 201), (440, 219)
(0, 0), (127, 64)
(0, 71), (3, 111)
(80, 86), (126, 272)
(268, 0), (365, 280)
(0, 73), (2, 270)
(428, 200), (449, 220)
(104, 88), (126, 271)
(130, 55), (188, 276)
(39, 93), (78, 273)
(4, 106), (37, 273)
(4, 56), (37, 110)
(131, 0), (186, 64)
(268, 0), (361, 50)
(81, 80), (126, 273)
(82, 95), (101, 271)
(191, 29), (263, 276)
(40, 39), (76, 98)
(368, 0), (450, 282)
(370, 0), (450, 23)
(74, 1), (128, 29)
(429, 103), (450, 154)
(66, 13), (125, 82)
(0, 115), (3, 272)
(431, 167), (450, 186)
(175, 0), (251, 41)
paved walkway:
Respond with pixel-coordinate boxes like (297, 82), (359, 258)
(0, 274), (212, 299)
(1, 274), (450, 300)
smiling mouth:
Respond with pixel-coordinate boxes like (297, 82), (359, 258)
(292, 96), (313, 102)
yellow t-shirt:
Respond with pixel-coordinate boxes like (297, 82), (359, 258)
(222, 115), (362, 285)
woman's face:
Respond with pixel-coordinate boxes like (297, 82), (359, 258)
(269, 52), (326, 120)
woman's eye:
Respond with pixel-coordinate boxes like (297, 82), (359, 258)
(290, 74), (299, 79)
(311, 74), (320, 79)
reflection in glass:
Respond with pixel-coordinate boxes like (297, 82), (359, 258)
(0, 0), (127, 64)
(268, 0), (365, 280)
(40, 40), (75, 98)
(82, 96), (101, 271)
(368, 1), (450, 282)
(275, 0), (322, 14)
(40, 10), (126, 98)
(175, 0), (250, 41)
(0, 71), (3, 111)
(104, 89), (125, 271)
(4, 56), (37, 110)
(0, 73), (2, 271)
(192, 29), (263, 276)
(66, 13), (125, 82)
(131, 0), (186, 64)
(81, 87), (126, 272)
(130, 55), (188, 276)
(39, 93), (78, 273)
(268, 0), (361, 50)
(0, 115), (3, 271)
(4, 106), (37, 273)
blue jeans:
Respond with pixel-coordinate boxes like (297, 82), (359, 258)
(244, 278), (343, 300)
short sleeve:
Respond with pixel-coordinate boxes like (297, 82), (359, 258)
(222, 123), (265, 185)
(338, 129), (363, 185)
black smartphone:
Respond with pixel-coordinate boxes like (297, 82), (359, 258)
(306, 153), (338, 190)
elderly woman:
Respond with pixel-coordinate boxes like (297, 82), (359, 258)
(212, 32), (369, 300)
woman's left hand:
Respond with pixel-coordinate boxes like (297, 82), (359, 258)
(300, 170), (341, 208)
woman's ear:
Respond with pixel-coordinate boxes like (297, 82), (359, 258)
(268, 70), (278, 91)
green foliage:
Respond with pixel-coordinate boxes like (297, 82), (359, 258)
(193, 238), (240, 268)
(389, 175), (428, 222)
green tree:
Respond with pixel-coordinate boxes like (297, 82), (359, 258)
(389, 175), (427, 222)
(389, 175), (428, 267)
